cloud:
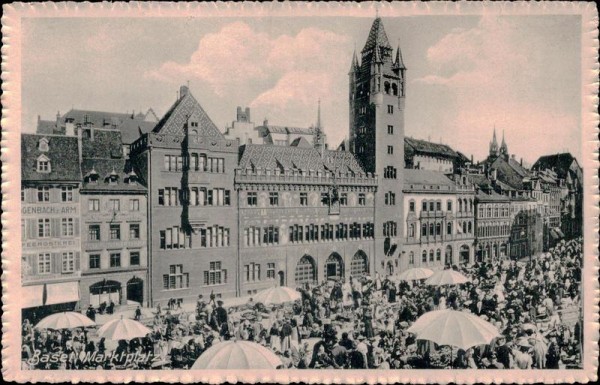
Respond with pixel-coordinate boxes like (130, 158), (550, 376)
(412, 16), (580, 163)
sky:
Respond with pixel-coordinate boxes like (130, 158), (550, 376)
(21, 14), (582, 164)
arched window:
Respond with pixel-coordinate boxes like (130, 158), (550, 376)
(436, 249), (442, 261)
(409, 223), (415, 237)
(429, 250), (434, 262)
(429, 223), (434, 236)
(392, 83), (398, 96)
(350, 251), (368, 277)
(409, 252), (415, 265)
(462, 222), (467, 234)
(422, 250), (427, 263)
(459, 200), (463, 212)
(384, 81), (391, 94)
(468, 221), (472, 233)
(436, 223), (441, 236)
(447, 222), (452, 235)
(421, 224), (427, 237)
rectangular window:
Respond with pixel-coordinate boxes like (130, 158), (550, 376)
(267, 263), (276, 279)
(300, 192), (308, 206)
(61, 218), (74, 236)
(61, 186), (74, 202)
(129, 251), (140, 266)
(89, 254), (100, 269)
(409, 201), (415, 212)
(436, 201), (441, 211)
(88, 224), (100, 241)
(21, 188), (25, 202)
(38, 253), (51, 274)
(269, 192), (279, 206)
(387, 145), (394, 155)
(247, 192), (257, 206)
(129, 223), (140, 239)
(62, 252), (75, 273)
(89, 199), (100, 211)
(38, 218), (51, 238)
(387, 125), (394, 135)
(340, 193), (348, 206)
(358, 193), (366, 206)
(224, 190), (231, 205)
(130, 199), (140, 211)
(204, 261), (227, 286)
(37, 186), (50, 202)
(110, 224), (121, 240)
(447, 201), (452, 212)
(429, 202), (435, 211)
(422, 201), (427, 212)
(387, 105), (394, 114)
(110, 252), (121, 268)
(109, 199), (120, 211)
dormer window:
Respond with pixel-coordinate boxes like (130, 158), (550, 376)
(38, 138), (49, 152)
(190, 121), (199, 128)
(105, 169), (119, 184)
(36, 155), (51, 173)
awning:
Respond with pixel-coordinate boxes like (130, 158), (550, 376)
(45, 281), (80, 306)
(22, 285), (45, 308)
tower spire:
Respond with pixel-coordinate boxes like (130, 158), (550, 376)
(317, 98), (322, 129)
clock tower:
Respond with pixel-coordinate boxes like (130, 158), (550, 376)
(349, 17), (406, 275)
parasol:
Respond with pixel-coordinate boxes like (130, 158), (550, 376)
(191, 340), (283, 369)
(35, 312), (96, 330)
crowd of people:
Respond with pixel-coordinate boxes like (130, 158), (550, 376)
(21, 237), (583, 370)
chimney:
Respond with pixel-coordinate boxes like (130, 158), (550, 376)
(77, 125), (83, 166)
(263, 119), (269, 126)
(520, 157), (523, 166)
(245, 107), (251, 122)
(180, 85), (189, 99)
(236, 107), (242, 121)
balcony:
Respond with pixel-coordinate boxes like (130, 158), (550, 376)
(235, 169), (378, 188)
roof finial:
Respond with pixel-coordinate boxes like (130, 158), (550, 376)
(375, 4), (379, 19)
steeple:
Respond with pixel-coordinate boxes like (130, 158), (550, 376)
(500, 129), (509, 158)
(317, 98), (322, 129)
(489, 125), (499, 157)
(394, 43), (406, 70)
(349, 49), (360, 74)
(362, 17), (392, 53)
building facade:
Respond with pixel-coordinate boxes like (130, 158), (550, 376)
(349, 17), (406, 275)
(79, 128), (149, 309)
(401, 170), (475, 272)
(21, 134), (82, 321)
(404, 137), (459, 174)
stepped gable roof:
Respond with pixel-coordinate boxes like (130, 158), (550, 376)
(261, 124), (316, 136)
(323, 149), (365, 175)
(36, 120), (58, 135)
(117, 118), (156, 144)
(362, 17), (392, 53)
(21, 134), (80, 182)
(152, 90), (223, 138)
(61, 109), (132, 128)
(403, 169), (455, 187)
(80, 129), (144, 191)
(404, 137), (459, 159)
(532, 153), (578, 179)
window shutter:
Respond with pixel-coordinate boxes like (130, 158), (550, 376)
(223, 269), (227, 283)
(53, 252), (61, 274)
(28, 219), (36, 239)
(29, 255), (37, 275)
(74, 218), (80, 237)
(75, 252), (80, 271)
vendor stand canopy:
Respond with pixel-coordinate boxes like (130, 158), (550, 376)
(425, 269), (470, 286)
(191, 340), (283, 369)
(252, 286), (301, 305)
(394, 267), (434, 282)
(407, 309), (500, 350)
(96, 316), (151, 341)
(35, 311), (96, 330)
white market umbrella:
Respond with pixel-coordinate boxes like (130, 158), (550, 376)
(191, 340), (283, 369)
(394, 267), (434, 282)
(407, 309), (501, 350)
(252, 286), (301, 305)
(425, 269), (470, 286)
(96, 316), (152, 341)
(35, 312), (96, 330)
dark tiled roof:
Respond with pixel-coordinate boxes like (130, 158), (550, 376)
(475, 191), (511, 202)
(117, 119), (156, 144)
(403, 169), (455, 187)
(36, 120), (58, 135)
(405, 137), (459, 159)
(489, 157), (529, 190)
(290, 136), (312, 148)
(362, 17), (392, 53)
(238, 145), (366, 175)
(61, 109), (132, 128)
(152, 90), (223, 138)
(21, 134), (80, 182)
(532, 153), (577, 179)
(260, 125), (316, 136)
(81, 129), (145, 192)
